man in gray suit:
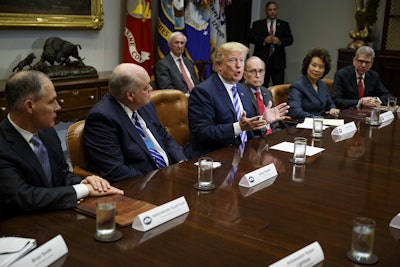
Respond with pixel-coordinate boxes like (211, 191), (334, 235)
(242, 56), (280, 136)
(155, 32), (199, 93)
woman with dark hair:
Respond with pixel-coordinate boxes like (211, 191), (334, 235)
(288, 48), (340, 121)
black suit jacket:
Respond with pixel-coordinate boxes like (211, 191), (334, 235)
(0, 118), (81, 220)
(155, 53), (199, 92)
(249, 18), (293, 70)
(241, 82), (280, 134)
(331, 65), (392, 109)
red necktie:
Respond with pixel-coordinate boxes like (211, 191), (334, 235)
(269, 21), (274, 57)
(358, 76), (364, 99)
(255, 91), (272, 135)
(178, 58), (194, 92)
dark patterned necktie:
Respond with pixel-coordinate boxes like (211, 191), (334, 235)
(31, 134), (53, 186)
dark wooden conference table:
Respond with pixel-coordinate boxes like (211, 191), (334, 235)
(1, 109), (400, 266)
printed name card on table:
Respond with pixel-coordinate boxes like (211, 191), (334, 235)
(380, 110), (394, 122)
(239, 163), (277, 188)
(379, 111), (394, 128)
(11, 235), (68, 267)
(132, 196), (189, 232)
(269, 241), (324, 267)
(331, 121), (357, 142)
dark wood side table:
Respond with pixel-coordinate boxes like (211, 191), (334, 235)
(0, 71), (111, 122)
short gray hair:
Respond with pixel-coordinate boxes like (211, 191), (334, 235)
(5, 70), (47, 112)
(355, 46), (375, 59)
(168, 32), (187, 45)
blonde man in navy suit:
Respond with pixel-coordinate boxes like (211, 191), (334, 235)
(188, 42), (289, 158)
(155, 32), (199, 93)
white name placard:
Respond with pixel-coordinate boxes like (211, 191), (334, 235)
(239, 163), (277, 188)
(132, 196), (189, 232)
(380, 110), (394, 123)
(269, 241), (324, 267)
(331, 121), (357, 142)
(239, 176), (277, 197)
(11, 235), (68, 267)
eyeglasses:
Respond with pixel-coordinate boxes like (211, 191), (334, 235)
(356, 59), (372, 66)
(245, 69), (266, 75)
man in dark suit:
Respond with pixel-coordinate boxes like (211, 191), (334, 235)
(155, 32), (199, 93)
(242, 56), (280, 136)
(188, 42), (289, 158)
(248, 1), (293, 86)
(83, 63), (187, 182)
(0, 70), (123, 220)
(331, 46), (392, 109)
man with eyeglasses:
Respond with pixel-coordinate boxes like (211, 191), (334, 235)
(331, 46), (392, 109)
(242, 56), (280, 136)
(187, 42), (289, 158)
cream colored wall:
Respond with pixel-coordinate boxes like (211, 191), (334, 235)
(254, 0), (387, 82)
(0, 0), (126, 80)
(0, 0), (387, 81)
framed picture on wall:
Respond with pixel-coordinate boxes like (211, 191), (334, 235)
(0, 0), (103, 29)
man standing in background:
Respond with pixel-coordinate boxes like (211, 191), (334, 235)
(249, 1), (293, 86)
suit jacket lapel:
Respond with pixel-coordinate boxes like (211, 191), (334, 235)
(212, 74), (236, 116)
(1, 119), (48, 186)
(108, 97), (150, 156)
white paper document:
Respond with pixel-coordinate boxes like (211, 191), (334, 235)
(270, 141), (325, 156)
(296, 118), (344, 129)
(0, 237), (36, 267)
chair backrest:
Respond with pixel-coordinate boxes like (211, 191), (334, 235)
(150, 89), (189, 147)
(321, 78), (334, 94)
(268, 84), (291, 105)
(66, 120), (94, 178)
(268, 83), (298, 126)
(193, 60), (212, 82)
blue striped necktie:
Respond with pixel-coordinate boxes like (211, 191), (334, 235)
(231, 86), (247, 146)
(133, 112), (167, 169)
(31, 134), (53, 186)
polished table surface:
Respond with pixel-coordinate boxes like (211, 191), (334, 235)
(1, 110), (400, 266)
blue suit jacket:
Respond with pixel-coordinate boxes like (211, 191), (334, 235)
(288, 76), (336, 120)
(188, 73), (256, 158)
(331, 65), (392, 109)
(0, 118), (81, 220)
(83, 94), (186, 182)
(155, 54), (199, 92)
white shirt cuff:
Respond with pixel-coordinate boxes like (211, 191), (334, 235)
(233, 122), (242, 136)
(73, 184), (89, 200)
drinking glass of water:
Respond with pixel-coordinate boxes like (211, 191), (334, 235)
(347, 217), (378, 264)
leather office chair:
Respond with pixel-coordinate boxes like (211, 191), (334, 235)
(321, 78), (334, 94)
(66, 120), (95, 178)
(150, 89), (189, 147)
(268, 83), (298, 127)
